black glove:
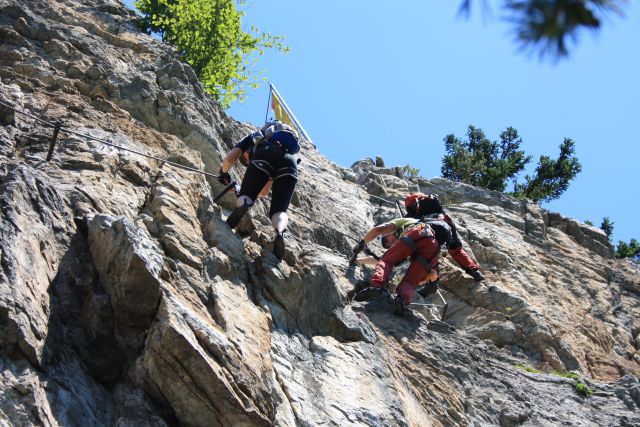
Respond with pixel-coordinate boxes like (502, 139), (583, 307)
(218, 168), (231, 186)
(363, 247), (381, 260)
(349, 239), (366, 265)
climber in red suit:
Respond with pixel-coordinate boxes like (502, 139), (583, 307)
(352, 193), (484, 315)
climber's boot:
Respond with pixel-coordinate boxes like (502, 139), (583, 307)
(226, 201), (252, 229)
(393, 294), (406, 317)
(273, 231), (285, 260)
(353, 286), (388, 302)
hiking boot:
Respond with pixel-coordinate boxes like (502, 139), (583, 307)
(393, 295), (406, 317)
(226, 202), (251, 229)
(467, 269), (485, 282)
(347, 280), (369, 301)
(417, 280), (439, 298)
(273, 232), (285, 260)
(353, 286), (388, 302)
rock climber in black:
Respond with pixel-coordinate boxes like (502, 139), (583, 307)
(218, 121), (300, 260)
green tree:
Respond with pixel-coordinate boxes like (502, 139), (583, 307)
(616, 239), (640, 261)
(441, 126), (531, 192)
(134, 0), (288, 108)
(399, 165), (420, 179)
(600, 217), (614, 240)
(458, 0), (628, 59)
(513, 139), (582, 202)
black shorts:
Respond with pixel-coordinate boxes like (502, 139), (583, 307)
(238, 142), (298, 217)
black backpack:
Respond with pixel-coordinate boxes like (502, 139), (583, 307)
(422, 217), (453, 248)
(404, 193), (443, 219)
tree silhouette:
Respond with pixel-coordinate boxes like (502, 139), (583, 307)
(459, 0), (628, 59)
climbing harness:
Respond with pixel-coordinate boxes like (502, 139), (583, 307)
(398, 223), (439, 273)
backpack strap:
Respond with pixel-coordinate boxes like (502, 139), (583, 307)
(399, 225), (439, 272)
(400, 236), (437, 273)
(400, 222), (434, 255)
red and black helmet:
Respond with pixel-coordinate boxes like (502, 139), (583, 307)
(404, 192), (442, 218)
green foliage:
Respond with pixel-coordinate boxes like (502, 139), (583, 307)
(584, 220), (594, 226)
(441, 126), (531, 192)
(575, 382), (593, 398)
(616, 238), (640, 262)
(515, 364), (542, 374)
(134, 0), (288, 108)
(553, 371), (580, 380)
(600, 217), (614, 240)
(399, 165), (420, 179)
(441, 126), (581, 202)
(593, 216), (639, 261)
(458, 1), (628, 59)
(515, 365), (594, 397)
(513, 139), (582, 203)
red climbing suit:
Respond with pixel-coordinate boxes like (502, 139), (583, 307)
(370, 218), (479, 304)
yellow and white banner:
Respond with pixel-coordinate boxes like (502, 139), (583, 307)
(269, 83), (314, 146)
(271, 89), (295, 130)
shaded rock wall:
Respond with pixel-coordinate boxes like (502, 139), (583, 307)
(0, 0), (639, 426)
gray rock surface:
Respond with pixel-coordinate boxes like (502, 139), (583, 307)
(0, 0), (639, 425)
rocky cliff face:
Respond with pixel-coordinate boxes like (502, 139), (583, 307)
(1, 0), (639, 426)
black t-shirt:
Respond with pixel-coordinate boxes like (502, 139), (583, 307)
(234, 129), (299, 167)
(234, 135), (255, 166)
(234, 134), (254, 153)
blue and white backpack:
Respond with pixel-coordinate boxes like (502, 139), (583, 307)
(251, 121), (301, 155)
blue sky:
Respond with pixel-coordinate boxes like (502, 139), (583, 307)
(124, 1), (638, 246)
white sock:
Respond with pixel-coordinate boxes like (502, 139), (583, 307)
(271, 212), (288, 234)
(236, 195), (254, 208)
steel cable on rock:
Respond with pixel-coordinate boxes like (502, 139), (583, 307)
(0, 99), (55, 127)
(0, 99), (221, 179)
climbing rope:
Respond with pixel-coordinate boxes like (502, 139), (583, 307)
(0, 99), (221, 179)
